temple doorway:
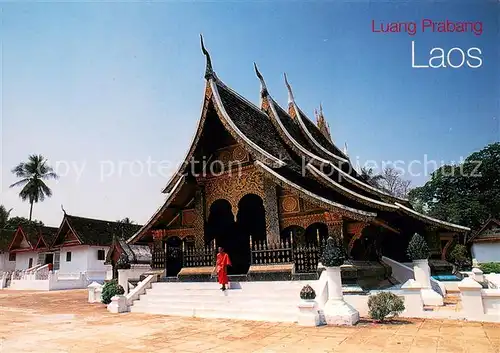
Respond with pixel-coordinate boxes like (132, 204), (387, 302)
(234, 194), (265, 274)
(166, 236), (183, 277)
(304, 223), (328, 246)
(280, 225), (305, 246)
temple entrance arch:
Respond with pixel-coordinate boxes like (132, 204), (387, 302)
(166, 236), (183, 277)
(205, 199), (235, 248)
(304, 222), (328, 246)
(280, 225), (305, 246)
(233, 193), (265, 274)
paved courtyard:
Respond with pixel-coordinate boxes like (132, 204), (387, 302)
(0, 290), (498, 353)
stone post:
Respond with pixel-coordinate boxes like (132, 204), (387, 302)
(87, 281), (103, 303)
(107, 295), (128, 313)
(297, 300), (320, 326)
(458, 277), (484, 321)
(323, 266), (359, 325)
(118, 269), (130, 295)
(401, 279), (424, 317)
(472, 268), (484, 283)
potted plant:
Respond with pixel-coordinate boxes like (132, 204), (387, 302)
(297, 285), (319, 326)
(320, 237), (359, 326)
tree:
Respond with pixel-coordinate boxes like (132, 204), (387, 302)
(10, 155), (59, 221)
(0, 205), (13, 229)
(5, 216), (44, 229)
(380, 167), (411, 198)
(359, 166), (412, 198)
(359, 167), (385, 188)
(409, 143), (500, 229)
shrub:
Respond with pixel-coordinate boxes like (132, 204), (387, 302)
(299, 285), (316, 300)
(479, 262), (500, 274)
(406, 233), (430, 261)
(321, 237), (345, 267)
(101, 279), (125, 304)
(449, 244), (471, 271)
(368, 292), (405, 322)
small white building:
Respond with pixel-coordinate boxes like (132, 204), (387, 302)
(0, 229), (17, 272)
(470, 218), (500, 264)
(50, 214), (143, 282)
(6, 225), (59, 271)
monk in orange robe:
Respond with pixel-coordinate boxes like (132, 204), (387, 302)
(215, 247), (231, 291)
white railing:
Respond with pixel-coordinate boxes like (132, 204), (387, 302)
(381, 256), (414, 284)
(35, 264), (50, 280)
(25, 264), (42, 274)
(382, 256), (445, 296)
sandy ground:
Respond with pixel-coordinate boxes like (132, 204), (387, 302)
(0, 289), (498, 353)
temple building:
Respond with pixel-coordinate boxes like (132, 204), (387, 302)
(127, 37), (470, 283)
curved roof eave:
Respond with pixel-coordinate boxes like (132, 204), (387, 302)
(307, 164), (399, 211)
(210, 79), (286, 169)
(266, 97), (332, 166)
(266, 97), (409, 206)
(395, 202), (471, 232)
(127, 175), (186, 244)
(292, 103), (349, 164)
(255, 161), (377, 222)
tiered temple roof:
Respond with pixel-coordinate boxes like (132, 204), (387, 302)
(128, 36), (470, 244)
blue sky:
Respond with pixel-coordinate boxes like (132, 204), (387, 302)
(1, 1), (498, 226)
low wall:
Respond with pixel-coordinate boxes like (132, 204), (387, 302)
(127, 264), (152, 281)
(482, 289), (500, 315)
(8, 272), (88, 291)
(10, 279), (50, 290)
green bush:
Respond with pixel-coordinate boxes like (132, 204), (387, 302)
(449, 244), (471, 271)
(321, 237), (345, 267)
(368, 292), (405, 322)
(101, 279), (125, 304)
(406, 233), (430, 261)
(299, 285), (316, 300)
(479, 262), (500, 274)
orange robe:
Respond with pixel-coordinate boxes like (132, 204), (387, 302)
(216, 252), (231, 285)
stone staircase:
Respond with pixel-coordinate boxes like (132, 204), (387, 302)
(130, 281), (315, 322)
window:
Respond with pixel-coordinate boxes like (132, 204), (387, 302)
(66, 252), (72, 262)
(28, 258), (33, 268)
(9, 253), (16, 262)
(97, 249), (105, 261)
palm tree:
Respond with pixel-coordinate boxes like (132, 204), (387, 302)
(0, 205), (13, 229)
(10, 155), (59, 221)
(359, 167), (385, 189)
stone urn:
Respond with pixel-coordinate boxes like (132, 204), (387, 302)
(297, 285), (320, 326)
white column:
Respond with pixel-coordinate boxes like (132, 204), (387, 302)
(326, 267), (343, 300)
(413, 259), (431, 289)
(118, 269), (130, 295)
(413, 259), (443, 306)
(323, 266), (359, 326)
